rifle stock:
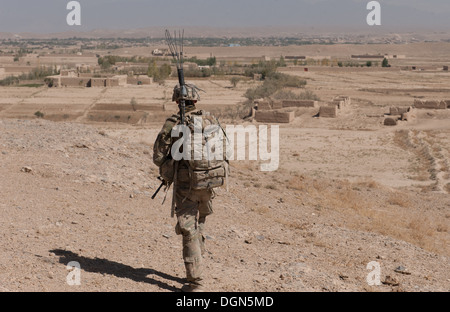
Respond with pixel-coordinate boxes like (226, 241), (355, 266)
(151, 180), (165, 200)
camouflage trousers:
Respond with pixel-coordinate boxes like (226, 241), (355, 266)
(174, 185), (213, 286)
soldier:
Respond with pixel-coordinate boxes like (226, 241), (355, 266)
(153, 84), (227, 292)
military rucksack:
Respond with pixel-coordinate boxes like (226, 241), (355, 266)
(173, 110), (229, 191)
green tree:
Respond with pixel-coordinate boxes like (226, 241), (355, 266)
(230, 77), (241, 88)
(130, 97), (137, 111)
(34, 111), (44, 118)
(277, 56), (286, 67)
(382, 58), (390, 68)
(99, 57), (111, 69)
(244, 60), (278, 80)
(149, 62), (172, 84)
(244, 72), (307, 101)
(159, 64), (172, 79)
(206, 56), (216, 66)
(147, 60), (158, 77)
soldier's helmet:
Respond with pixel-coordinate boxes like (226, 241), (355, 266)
(172, 84), (200, 105)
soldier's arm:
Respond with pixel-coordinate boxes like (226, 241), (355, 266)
(153, 117), (177, 167)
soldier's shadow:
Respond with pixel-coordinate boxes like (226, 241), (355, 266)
(50, 249), (184, 292)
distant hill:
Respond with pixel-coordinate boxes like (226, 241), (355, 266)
(0, 26), (449, 42)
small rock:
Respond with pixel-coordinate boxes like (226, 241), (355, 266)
(74, 143), (89, 149)
(382, 275), (400, 286)
(21, 166), (33, 173)
(339, 274), (349, 280)
(129, 194), (134, 199)
(394, 266), (411, 275)
(384, 117), (398, 126)
(162, 234), (171, 239)
(230, 229), (244, 238)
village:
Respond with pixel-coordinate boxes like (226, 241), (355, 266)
(1, 36), (449, 125)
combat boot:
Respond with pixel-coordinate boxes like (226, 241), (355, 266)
(181, 282), (204, 292)
(183, 261), (204, 292)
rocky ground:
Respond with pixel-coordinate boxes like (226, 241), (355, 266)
(0, 118), (448, 292)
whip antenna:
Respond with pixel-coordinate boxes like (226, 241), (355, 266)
(165, 29), (187, 124)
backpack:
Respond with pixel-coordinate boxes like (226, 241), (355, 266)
(174, 110), (229, 191)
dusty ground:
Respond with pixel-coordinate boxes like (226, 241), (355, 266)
(0, 44), (449, 292)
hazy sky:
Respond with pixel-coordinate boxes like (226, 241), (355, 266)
(0, 0), (449, 34)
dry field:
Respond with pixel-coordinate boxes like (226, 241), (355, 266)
(0, 43), (449, 292)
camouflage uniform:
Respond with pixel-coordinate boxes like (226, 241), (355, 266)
(153, 107), (213, 291)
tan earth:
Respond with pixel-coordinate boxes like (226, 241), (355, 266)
(0, 43), (449, 292)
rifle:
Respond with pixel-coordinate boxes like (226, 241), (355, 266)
(151, 177), (166, 200)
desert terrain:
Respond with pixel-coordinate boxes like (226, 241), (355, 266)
(0, 41), (449, 292)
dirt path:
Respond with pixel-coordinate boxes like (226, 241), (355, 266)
(75, 88), (109, 122)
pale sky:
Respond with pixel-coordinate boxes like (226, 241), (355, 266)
(0, 0), (449, 34)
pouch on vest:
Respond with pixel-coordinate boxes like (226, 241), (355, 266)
(159, 159), (175, 184)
